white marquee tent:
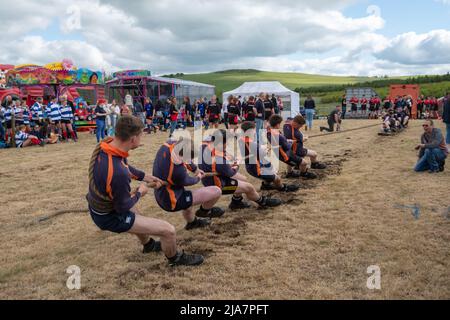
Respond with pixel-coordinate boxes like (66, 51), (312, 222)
(222, 81), (300, 119)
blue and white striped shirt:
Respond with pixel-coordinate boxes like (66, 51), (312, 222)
(45, 105), (51, 119)
(14, 107), (23, 123)
(49, 103), (61, 121)
(4, 107), (12, 121)
(23, 108), (30, 124)
(60, 104), (74, 121)
(31, 102), (43, 120)
(15, 131), (28, 147)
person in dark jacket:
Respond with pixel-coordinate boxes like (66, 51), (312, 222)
(320, 106), (342, 133)
(414, 119), (448, 173)
(304, 95), (316, 131)
(443, 92), (450, 147)
(271, 94), (279, 115)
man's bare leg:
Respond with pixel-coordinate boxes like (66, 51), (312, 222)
(128, 214), (177, 258)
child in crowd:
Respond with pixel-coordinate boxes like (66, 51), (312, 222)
(15, 125), (44, 148)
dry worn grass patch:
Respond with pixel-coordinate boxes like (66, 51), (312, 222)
(0, 120), (448, 299)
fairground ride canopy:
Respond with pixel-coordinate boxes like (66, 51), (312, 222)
(5, 60), (104, 86)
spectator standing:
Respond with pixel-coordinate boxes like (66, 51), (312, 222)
(255, 93), (265, 141)
(271, 94), (279, 115)
(304, 95), (316, 131)
(277, 96), (283, 113)
(60, 96), (77, 142)
(133, 98), (145, 125)
(443, 92), (450, 149)
(341, 94), (347, 119)
(95, 100), (108, 143)
(169, 96), (179, 137)
(0, 104), (5, 141)
(109, 99), (120, 136)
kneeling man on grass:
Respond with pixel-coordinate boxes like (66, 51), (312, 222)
(414, 120), (448, 173)
(86, 115), (205, 266)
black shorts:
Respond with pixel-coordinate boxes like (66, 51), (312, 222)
(202, 176), (239, 194)
(361, 105), (367, 110)
(244, 114), (256, 122)
(228, 115), (239, 125)
(6, 121), (12, 129)
(209, 115), (220, 123)
(61, 119), (72, 124)
(295, 147), (308, 158)
(351, 105), (357, 111)
(218, 177), (239, 195)
(264, 111), (272, 120)
(283, 153), (304, 167)
(89, 207), (136, 234)
(154, 186), (193, 212)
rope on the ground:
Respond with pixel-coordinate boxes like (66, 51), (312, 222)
(307, 123), (381, 139)
(36, 209), (87, 223)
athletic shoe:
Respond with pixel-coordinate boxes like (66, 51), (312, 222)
(168, 251), (204, 267)
(185, 217), (211, 230)
(142, 238), (162, 254)
(278, 183), (300, 193)
(286, 171), (302, 178)
(311, 162), (327, 170)
(260, 182), (277, 191)
(195, 207), (225, 218)
(257, 196), (282, 208)
(229, 200), (252, 210)
(300, 171), (317, 179)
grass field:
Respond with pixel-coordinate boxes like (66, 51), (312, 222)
(174, 69), (378, 94)
(0, 120), (449, 299)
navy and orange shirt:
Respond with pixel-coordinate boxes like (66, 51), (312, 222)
(239, 136), (273, 178)
(88, 139), (145, 214)
(152, 141), (200, 211)
(198, 142), (238, 188)
(267, 128), (292, 163)
(153, 141), (199, 187)
(283, 123), (307, 158)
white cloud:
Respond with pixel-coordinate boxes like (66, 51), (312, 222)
(375, 30), (450, 65)
(0, 0), (449, 76)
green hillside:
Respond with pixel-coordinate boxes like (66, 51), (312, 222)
(168, 69), (395, 96)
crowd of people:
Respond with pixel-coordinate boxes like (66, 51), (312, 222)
(137, 93), (284, 137)
(340, 94), (441, 120)
(0, 95), (78, 149)
(0, 91), (287, 149)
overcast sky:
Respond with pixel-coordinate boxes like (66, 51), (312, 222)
(1, 0), (449, 76)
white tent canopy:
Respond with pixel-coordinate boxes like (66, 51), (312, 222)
(222, 81), (300, 119)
